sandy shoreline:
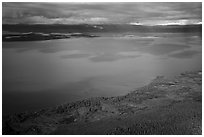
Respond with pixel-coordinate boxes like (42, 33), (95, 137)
(3, 71), (202, 135)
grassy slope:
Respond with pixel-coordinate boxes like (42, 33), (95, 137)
(2, 71), (202, 135)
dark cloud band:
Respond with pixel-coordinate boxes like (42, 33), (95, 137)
(2, 2), (202, 25)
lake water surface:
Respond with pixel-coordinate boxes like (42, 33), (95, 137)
(3, 33), (202, 114)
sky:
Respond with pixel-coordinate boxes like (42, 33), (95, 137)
(2, 2), (202, 25)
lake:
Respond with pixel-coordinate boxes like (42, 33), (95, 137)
(2, 33), (202, 114)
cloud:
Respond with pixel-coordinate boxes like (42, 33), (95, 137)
(2, 2), (202, 25)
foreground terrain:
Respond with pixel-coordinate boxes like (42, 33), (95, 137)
(2, 71), (202, 135)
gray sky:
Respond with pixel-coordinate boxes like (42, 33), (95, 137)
(2, 2), (202, 25)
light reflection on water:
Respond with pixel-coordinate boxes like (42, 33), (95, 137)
(2, 33), (202, 114)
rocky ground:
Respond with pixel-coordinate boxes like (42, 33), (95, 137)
(2, 71), (202, 135)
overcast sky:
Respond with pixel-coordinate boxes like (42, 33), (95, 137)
(2, 2), (202, 25)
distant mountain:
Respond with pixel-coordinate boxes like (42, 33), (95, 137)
(2, 24), (202, 34)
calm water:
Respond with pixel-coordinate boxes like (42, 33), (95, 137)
(3, 33), (202, 114)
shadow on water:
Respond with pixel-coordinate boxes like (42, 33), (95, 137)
(168, 50), (200, 58)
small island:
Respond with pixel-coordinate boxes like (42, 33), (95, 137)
(2, 32), (99, 42)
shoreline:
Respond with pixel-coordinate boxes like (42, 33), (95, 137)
(3, 71), (202, 135)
